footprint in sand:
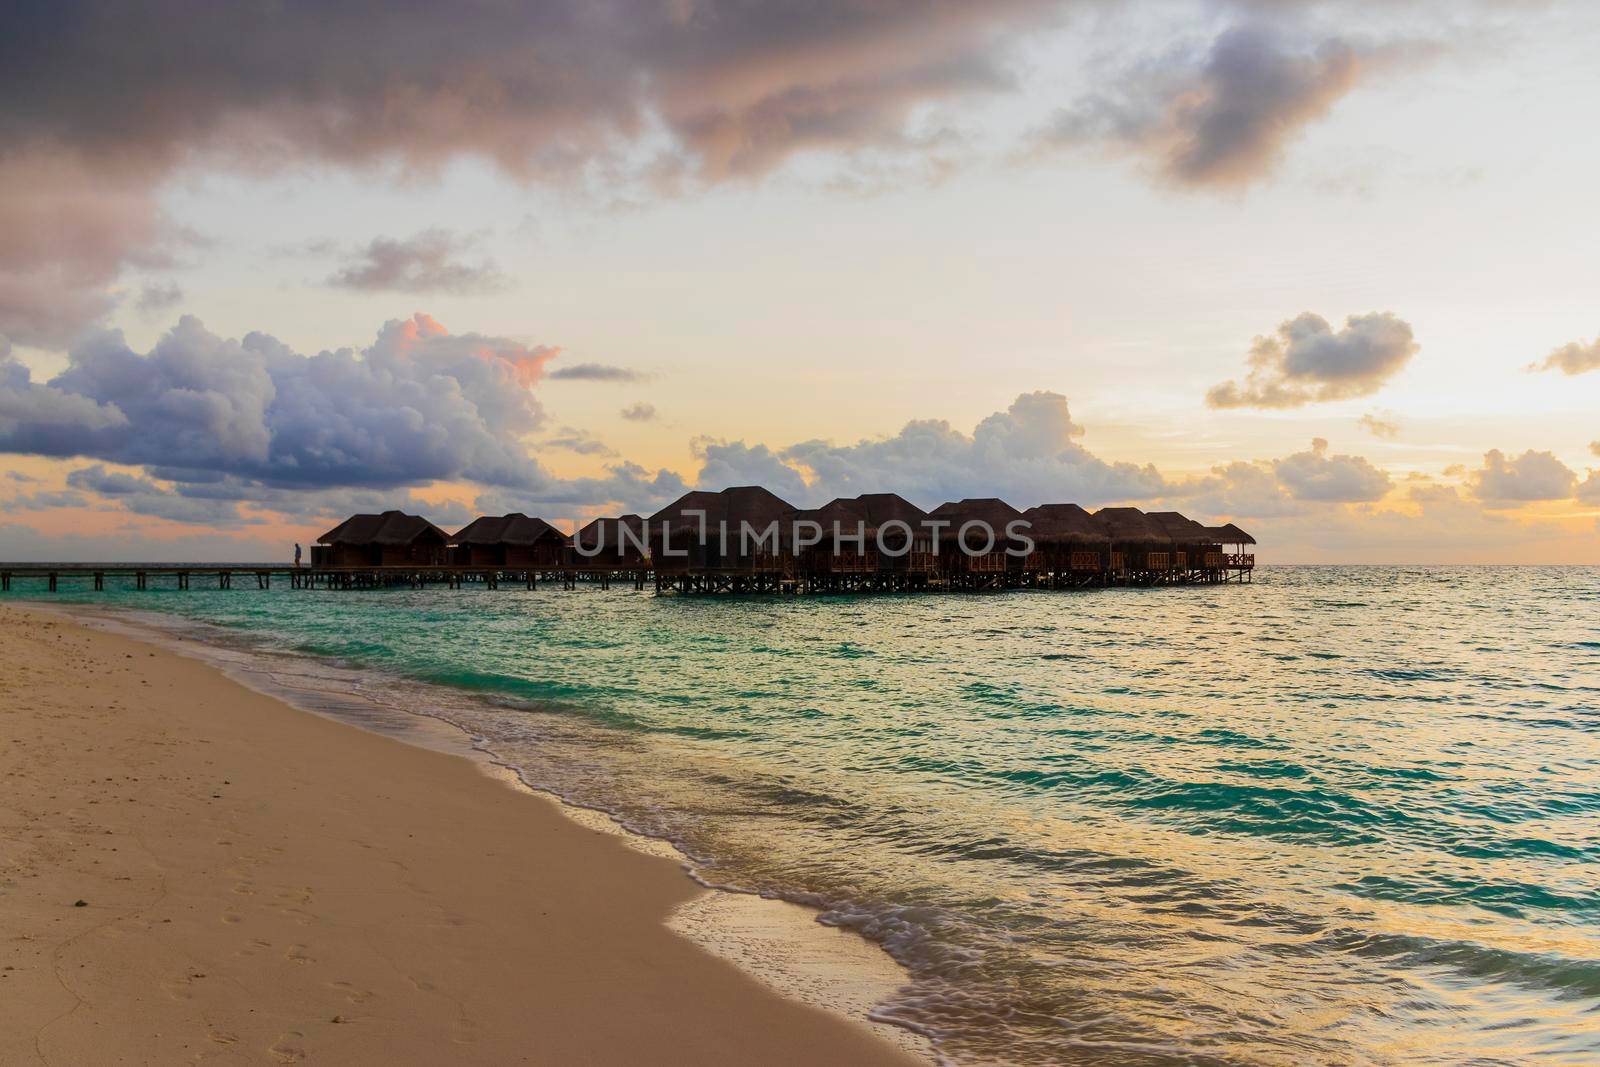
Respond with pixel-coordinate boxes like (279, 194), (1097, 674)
(285, 944), (316, 964)
(329, 980), (374, 1005)
(208, 1029), (239, 1046)
(268, 1031), (306, 1063)
(221, 912), (242, 925)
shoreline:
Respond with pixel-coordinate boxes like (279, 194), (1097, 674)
(0, 602), (932, 1065)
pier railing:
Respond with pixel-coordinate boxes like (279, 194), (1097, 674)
(0, 556), (1257, 595)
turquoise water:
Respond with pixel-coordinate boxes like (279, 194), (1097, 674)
(21, 566), (1600, 1064)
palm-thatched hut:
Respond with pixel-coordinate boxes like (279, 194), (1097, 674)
(1145, 511), (1218, 572)
(451, 513), (569, 568)
(853, 492), (937, 574)
(1091, 507), (1172, 574)
(315, 511), (451, 568)
(572, 514), (648, 568)
(1204, 522), (1257, 569)
(1022, 503), (1110, 575)
(788, 497), (874, 573)
(928, 498), (1026, 575)
(648, 486), (798, 573)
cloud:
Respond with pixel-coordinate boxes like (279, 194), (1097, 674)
(1359, 411), (1399, 439)
(1591, 441), (1600, 459)
(692, 390), (1168, 509)
(548, 363), (644, 382)
(0, 312), (696, 523)
(1037, 23), (1392, 189)
(1207, 311), (1419, 408)
(66, 463), (248, 524)
(1271, 437), (1392, 501)
(0, 521), (287, 564)
(0, 1), (1055, 342)
(1468, 448), (1577, 504)
(3, 488), (89, 511)
(1578, 471), (1600, 506)
(620, 402), (658, 422)
(1528, 335), (1600, 376)
(135, 280), (183, 313)
(543, 427), (615, 457)
(0, 154), (176, 348)
(1171, 438), (1390, 517)
(325, 229), (508, 295)
(0, 312), (560, 490)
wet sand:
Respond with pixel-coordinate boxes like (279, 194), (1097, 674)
(0, 604), (926, 1065)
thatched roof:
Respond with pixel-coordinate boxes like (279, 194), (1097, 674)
(926, 498), (1026, 548)
(1092, 507), (1170, 545)
(851, 492), (929, 529)
(574, 514), (645, 552)
(929, 498), (1023, 526)
(318, 510), (449, 546)
(649, 487), (798, 536)
(452, 513), (568, 546)
(1205, 522), (1257, 545)
(1023, 503), (1108, 545)
(1145, 511), (1215, 543)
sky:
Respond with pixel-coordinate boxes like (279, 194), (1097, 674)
(1, 0), (1597, 563)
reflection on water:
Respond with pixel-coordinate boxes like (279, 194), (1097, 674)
(29, 566), (1600, 1064)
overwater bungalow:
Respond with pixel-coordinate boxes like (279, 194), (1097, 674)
(789, 497), (875, 574)
(1145, 511), (1219, 573)
(648, 486), (797, 576)
(927, 498), (1026, 577)
(1205, 522), (1257, 571)
(1022, 503), (1110, 578)
(852, 492), (937, 575)
(314, 510), (451, 568)
(572, 514), (648, 568)
(451, 513), (569, 569)
(1092, 507), (1172, 576)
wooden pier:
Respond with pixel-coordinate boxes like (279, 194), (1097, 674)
(0, 557), (1252, 596)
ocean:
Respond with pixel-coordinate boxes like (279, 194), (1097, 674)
(17, 566), (1600, 1065)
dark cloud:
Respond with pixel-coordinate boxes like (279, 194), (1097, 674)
(1528, 335), (1600, 376)
(548, 363), (645, 382)
(3, 487), (89, 510)
(0, 1), (1057, 344)
(67, 463), (249, 524)
(135, 279), (183, 312)
(1, 1), (1050, 179)
(1468, 448), (1576, 504)
(1037, 23), (1391, 188)
(694, 391), (1168, 509)
(620, 402), (658, 422)
(0, 311), (693, 523)
(0, 312), (556, 490)
(326, 229), (508, 295)
(1208, 311), (1418, 408)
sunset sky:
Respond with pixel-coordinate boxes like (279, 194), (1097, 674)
(2, 0), (1596, 562)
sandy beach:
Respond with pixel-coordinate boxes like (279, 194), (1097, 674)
(0, 604), (927, 1066)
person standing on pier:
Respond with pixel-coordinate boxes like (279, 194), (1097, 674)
(294, 543), (302, 568)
